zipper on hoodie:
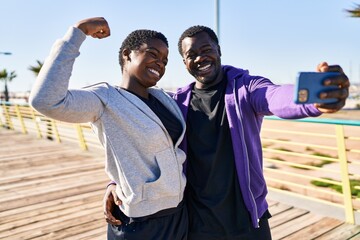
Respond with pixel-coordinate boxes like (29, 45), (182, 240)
(160, 89), (186, 202)
(171, 118), (186, 202)
(165, 129), (184, 202)
(232, 78), (259, 228)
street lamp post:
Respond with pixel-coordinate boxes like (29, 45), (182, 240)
(215, 0), (220, 43)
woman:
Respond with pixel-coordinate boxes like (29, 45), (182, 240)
(29, 17), (188, 240)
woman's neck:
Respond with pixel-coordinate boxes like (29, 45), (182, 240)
(120, 80), (149, 99)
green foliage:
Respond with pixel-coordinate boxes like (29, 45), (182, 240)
(28, 60), (43, 77)
(0, 69), (17, 101)
(346, 4), (360, 17)
(311, 178), (360, 198)
(0, 69), (17, 82)
(279, 185), (290, 191)
(310, 160), (333, 168)
(275, 147), (293, 152)
(262, 143), (273, 148)
(312, 152), (334, 158)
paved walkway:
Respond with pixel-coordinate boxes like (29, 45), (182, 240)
(1, 129), (360, 239)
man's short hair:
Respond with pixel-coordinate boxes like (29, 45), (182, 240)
(177, 25), (219, 56)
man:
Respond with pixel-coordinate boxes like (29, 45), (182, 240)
(104, 25), (349, 239)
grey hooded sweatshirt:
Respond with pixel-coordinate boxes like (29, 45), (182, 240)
(29, 27), (187, 218)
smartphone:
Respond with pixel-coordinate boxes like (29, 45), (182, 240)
(294, 72), (340, 104)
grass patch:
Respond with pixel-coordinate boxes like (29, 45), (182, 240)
(275, 147), (293, 152)
(310, 160), (333, 168)
(276, 138), (290, 142)
(311, 178), (360, 198)
(291, 165), (310, 170)
(290, 159), (332, 170)
(309, 152), (336, 167)
(262, 143), (273, 148)
(279, 185), (290, 191)
(312, 152), (336, 158)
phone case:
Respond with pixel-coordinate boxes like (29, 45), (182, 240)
(294, 72), (340, 104)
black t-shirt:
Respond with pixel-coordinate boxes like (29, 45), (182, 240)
(117, 88), (182, 144)
(141, 94), (182, 144)
(185, 79), (252, 239)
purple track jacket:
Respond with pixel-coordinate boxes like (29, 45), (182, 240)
(172, 65), (321, 228)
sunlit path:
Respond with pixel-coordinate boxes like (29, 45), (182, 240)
(1, 129), (360, 239)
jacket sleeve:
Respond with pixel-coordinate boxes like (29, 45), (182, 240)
(247, 75), (321, 119)
(29, 27), (105, 123)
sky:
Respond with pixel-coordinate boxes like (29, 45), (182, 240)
(0, 0), (359, 93)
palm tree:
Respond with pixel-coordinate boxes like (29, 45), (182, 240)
(28, 60), (43, 76)
(0, 69), (17, 102)
(346, 4), (360, 17)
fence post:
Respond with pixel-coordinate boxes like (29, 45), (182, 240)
(31, 108), (43, 139)
(0, 105), (3, 127)
(75, 124), (88, 150)
(2, 102), (14, 130)
(336, 125), (354, 224)
(51, 119), (61, 143)
(14, 104), (27, 134)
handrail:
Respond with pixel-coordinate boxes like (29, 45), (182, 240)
(1, 101), (360, 224)
(262, 115), (360, 224)
(265, 115), (360, 126)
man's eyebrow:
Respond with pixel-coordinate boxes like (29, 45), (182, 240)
(146, 47), (160, 52)
(184, 49), (193, 56)
(200, 43), (212, 48)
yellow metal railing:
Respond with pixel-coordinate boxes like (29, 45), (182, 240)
(261, 116), (360, 224)
(1, 102), (360, 224)
(0, 102), (102, 151)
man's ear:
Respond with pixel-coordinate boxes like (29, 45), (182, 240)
(122, 48), (131, 62)
(217, 45), (222, 57)
(182, 58), (186, 65)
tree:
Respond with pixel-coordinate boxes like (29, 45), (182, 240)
(346, 4), (360, 17)
(0, 69), (17, 102)
(28, 60), (43, 76)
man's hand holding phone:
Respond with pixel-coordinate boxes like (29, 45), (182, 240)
(294, 62), (350, 113)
